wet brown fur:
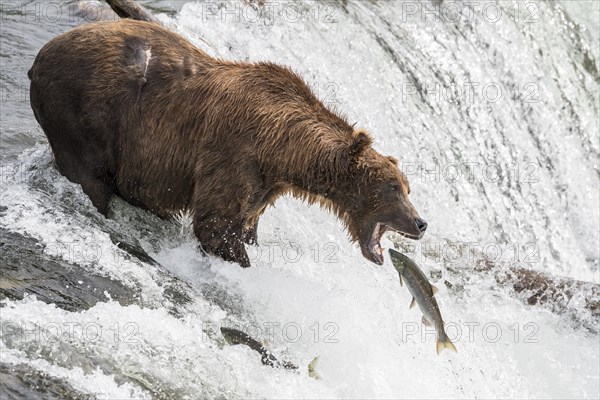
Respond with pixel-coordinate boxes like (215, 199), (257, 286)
(29, 20), (423, 267)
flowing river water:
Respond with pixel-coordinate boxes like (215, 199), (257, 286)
(0, 0), (598, 398)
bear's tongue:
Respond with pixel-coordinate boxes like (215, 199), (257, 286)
(369, 223), (388, 264)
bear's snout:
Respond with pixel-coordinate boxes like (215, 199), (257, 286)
(415, 218), (428, 233)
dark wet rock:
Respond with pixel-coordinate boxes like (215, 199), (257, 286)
(496, 268), (600, 333)
(0, 363), (93, 400)
(108, 231), (161, 267)
(0, 228), (136, 311)
(105, 0), (162, 24)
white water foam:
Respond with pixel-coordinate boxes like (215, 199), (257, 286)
(1, 0), (598, 398)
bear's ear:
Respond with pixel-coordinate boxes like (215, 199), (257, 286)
(350, 129), (373, 155)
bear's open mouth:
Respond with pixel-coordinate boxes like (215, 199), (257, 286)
(368, 222), (422, 265)
(368, 223), (388, 265)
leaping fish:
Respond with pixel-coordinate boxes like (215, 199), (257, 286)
(389, 249), (457, 354)
(220, 327), (321, 379)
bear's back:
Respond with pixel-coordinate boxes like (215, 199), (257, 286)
(29, 20), (217, 102)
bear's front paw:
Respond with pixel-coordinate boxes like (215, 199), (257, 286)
(222, 239), (251, 268)
(203, 235), (251, 268)
(194, 216), (252, 267)
(242, 226), (258, 246)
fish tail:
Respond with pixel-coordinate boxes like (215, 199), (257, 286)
(436, 338), (457, 354)
(308, 356), (321, 380)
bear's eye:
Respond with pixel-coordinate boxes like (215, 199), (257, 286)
(380, 182), (401, 200)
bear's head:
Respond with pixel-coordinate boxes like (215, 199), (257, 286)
(343, 130), (427, 265)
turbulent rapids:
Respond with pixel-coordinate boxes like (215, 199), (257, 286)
(0, 0), (598, 399)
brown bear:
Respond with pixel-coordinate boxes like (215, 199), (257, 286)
(28, 19), (427, 268)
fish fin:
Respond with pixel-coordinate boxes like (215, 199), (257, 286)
(399, 275), (403, 287)
(436, 339), (457, 355)
(431, 285), (439, 295)
(308, 356), (321, 380)
(421, 316), (433, 327)
(409, 298), (417, 309)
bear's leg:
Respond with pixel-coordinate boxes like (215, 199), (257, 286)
(242, 222), (258, 245)
(78, 176), (113, 216)
(242, 204), (265, 246)
(193, 211), (251, 267)
(31, 81), (115, 216)
(240, 186), (285, 246)
(192, 161), (275, 267)
(50, 142), (114, 216)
